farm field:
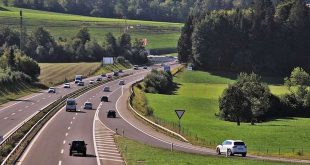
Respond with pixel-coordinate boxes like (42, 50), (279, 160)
(0, 7), (181, 52)
(39, 63), (129, 86)
(144, 70), (310, 159)
(115, 136), (296, 165)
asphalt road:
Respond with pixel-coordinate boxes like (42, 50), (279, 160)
(0, 69), (135, 141)
(14, 62), (310, 165)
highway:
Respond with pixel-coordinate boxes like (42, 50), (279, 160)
(0, 69), (135, 142)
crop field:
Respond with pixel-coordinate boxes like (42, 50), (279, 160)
(144, 70), (310, 159)
(0, 7), (181, 51)
(115, 136), (296, 165)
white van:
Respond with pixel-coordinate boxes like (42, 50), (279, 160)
(66, 98), (77, 112)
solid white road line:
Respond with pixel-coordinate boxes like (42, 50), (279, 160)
(98, 158), (124, 162)
(97, 151), (120, 156)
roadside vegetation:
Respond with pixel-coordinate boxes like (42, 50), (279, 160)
(115, 136), (295, 165)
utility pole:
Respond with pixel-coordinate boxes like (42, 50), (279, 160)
(20, 10), (23, 51)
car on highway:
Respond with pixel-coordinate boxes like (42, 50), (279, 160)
(96, 77), (102, 81)
(64, 83), (70, 88)
(103, 86), (110, 92)
(113, 72), (119, 76)
(69, 140), (87, 156)
(101, 73), (106, 77)
(89, 80), (94, 84)
(107, 75), (112, 79)
(75, 75), (83, 84)
(119, 69), (123, 73)
(143, 66), (148, 69)
(107, 110), (116, 118)
(119, 80), (125, 85)
(101, 96), (109, 102)
(83, 102), (92, 110)
(77, 81), (84, 86)
(216, 140), (247, 157)
(48, 87), (56, 93)
(66, 98), (77, 112)
(134, 65), (139, 70)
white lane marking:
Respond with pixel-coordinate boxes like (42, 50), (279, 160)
(0, 93), (43, 112)
(25, 106), (29, 108)
(65, 133), (68, 136)
(37, 100), (40, 103)
(97, 151), (121, 156)
(18, 109), (22, 111)
(75, 113), (77, 115)
(98, 158), (124, 162)
(73, 117), (75, 120)
(58, 161), (62, 165)
(68, 127), (71, 130)
(11, 113), (16, 116)
(42, 98), (46, 100)
(48, 95), (51, 98)
(31, 103), (34, 105)
(61, 149), (64, 154)
(3, 117), (8, 120)
(63, 140), (66, 144)
(70, 121), (72, 124)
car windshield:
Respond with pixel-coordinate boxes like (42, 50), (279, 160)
(67, 101), (75, 105)
(234, 142), (245, 145)
(85, 103), (91, 106)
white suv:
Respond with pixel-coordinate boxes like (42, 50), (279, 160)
(216, 140), (247, 157)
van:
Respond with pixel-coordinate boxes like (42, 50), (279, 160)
(75, 75), (83, 84)
(66, 98), (77, 111)
(101, 96), (109, 102)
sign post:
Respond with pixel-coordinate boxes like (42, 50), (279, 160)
(175, 110), (185, 133)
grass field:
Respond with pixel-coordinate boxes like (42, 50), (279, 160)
(39, 62), (129, 86)
(0, 7), (181, 52)
(115, 136), (296, 165)
(142, 70), (310, 159)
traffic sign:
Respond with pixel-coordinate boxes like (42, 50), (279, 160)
(175, 110), (185, 119)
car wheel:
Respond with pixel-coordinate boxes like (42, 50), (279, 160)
(227, 149), (233, 156)
(242, 153), (246, 157)
(216, 148), (221, 155)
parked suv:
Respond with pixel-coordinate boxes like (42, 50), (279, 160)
(216, 140), (247, 157)
(69, 140), (87, 156)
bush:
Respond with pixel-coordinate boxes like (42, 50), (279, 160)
(143, 70), (174, 94)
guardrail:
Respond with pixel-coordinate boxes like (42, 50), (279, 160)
(0, 73), (132, 164)
(127, 65), (188, 142)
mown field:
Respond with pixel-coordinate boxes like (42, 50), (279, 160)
(39, 62), (129, 86)
(144, 70), (310, 159)
(115, 136), (296, 165)
(0, 7), (181, 52)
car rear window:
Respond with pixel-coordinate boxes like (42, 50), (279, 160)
(67, 101), (75, 105)
(234, 142), (245, 145)
(72, 141), (85, 146)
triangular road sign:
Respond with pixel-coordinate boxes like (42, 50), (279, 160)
(175, 110), (185, 119)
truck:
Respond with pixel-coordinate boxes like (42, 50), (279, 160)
(75, 75), (83, 84)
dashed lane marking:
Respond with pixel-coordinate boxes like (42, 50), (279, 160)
(3, 117), (8, 120)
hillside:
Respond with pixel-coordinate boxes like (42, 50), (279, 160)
(0, 7), (182, 54)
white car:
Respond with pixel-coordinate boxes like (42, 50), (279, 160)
(64, 83), (70, 88)
(103, 86), (110, 92)
(48, 87), (56, 93)
(83, 102), (92, 110)
(216, 140), (247, 157)
(89, 80), (94, 84)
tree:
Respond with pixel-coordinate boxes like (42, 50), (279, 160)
(105, 32), (118, 57)
(75, 27), (90, 45)
(177, 15), (193, 63)
(3, 0), (8, 6)
(219, 84), (251, 125)
(8, 48), (16, 70)
(15, 53), (40, 80)
(144, 69), (174, 94)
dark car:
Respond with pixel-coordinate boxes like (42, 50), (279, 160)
(107, 75), (112, 79)
(113, 72), (119, 76)
(77, 81), (84, 86)
(143, 66), (148, 69)
(118, 70), (123, 73)
(101, 74), (106, 77)
(107, 110), (116, 118)
(69, 140), (87, 156)
(96, 77), (102, 81)
(101, 96), (109, 102)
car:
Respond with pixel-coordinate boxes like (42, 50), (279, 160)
(77, 81), (84, 86)
(75, 75), (83, 84)
(119, 80), (125, 85)
(103, 86), (110, 92)
(134, 65), (139, 70)
(89, 80), (94, 84)
(107, 75), (112, 79)
(64, 83), (70, 88)
(48, 87), (56, 93)
(113, 72), (119, 76)
(83, 102), (92, 110)
(216, 140), (247, 157)
(107, 110), (116, 118)
(101, 96), (109, 102)
(101, 73), (106, 77)
(96, 77), (102, 81)
(69, 140), (87, 156)
(119, 70), (123, 73)
(66, 98), (77, 112)
(143, 66), (148, 69)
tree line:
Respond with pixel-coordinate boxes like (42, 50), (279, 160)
(0, 26), (148, 64)
(178, 0), (310, 76)
(3, 0), (276, 22)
